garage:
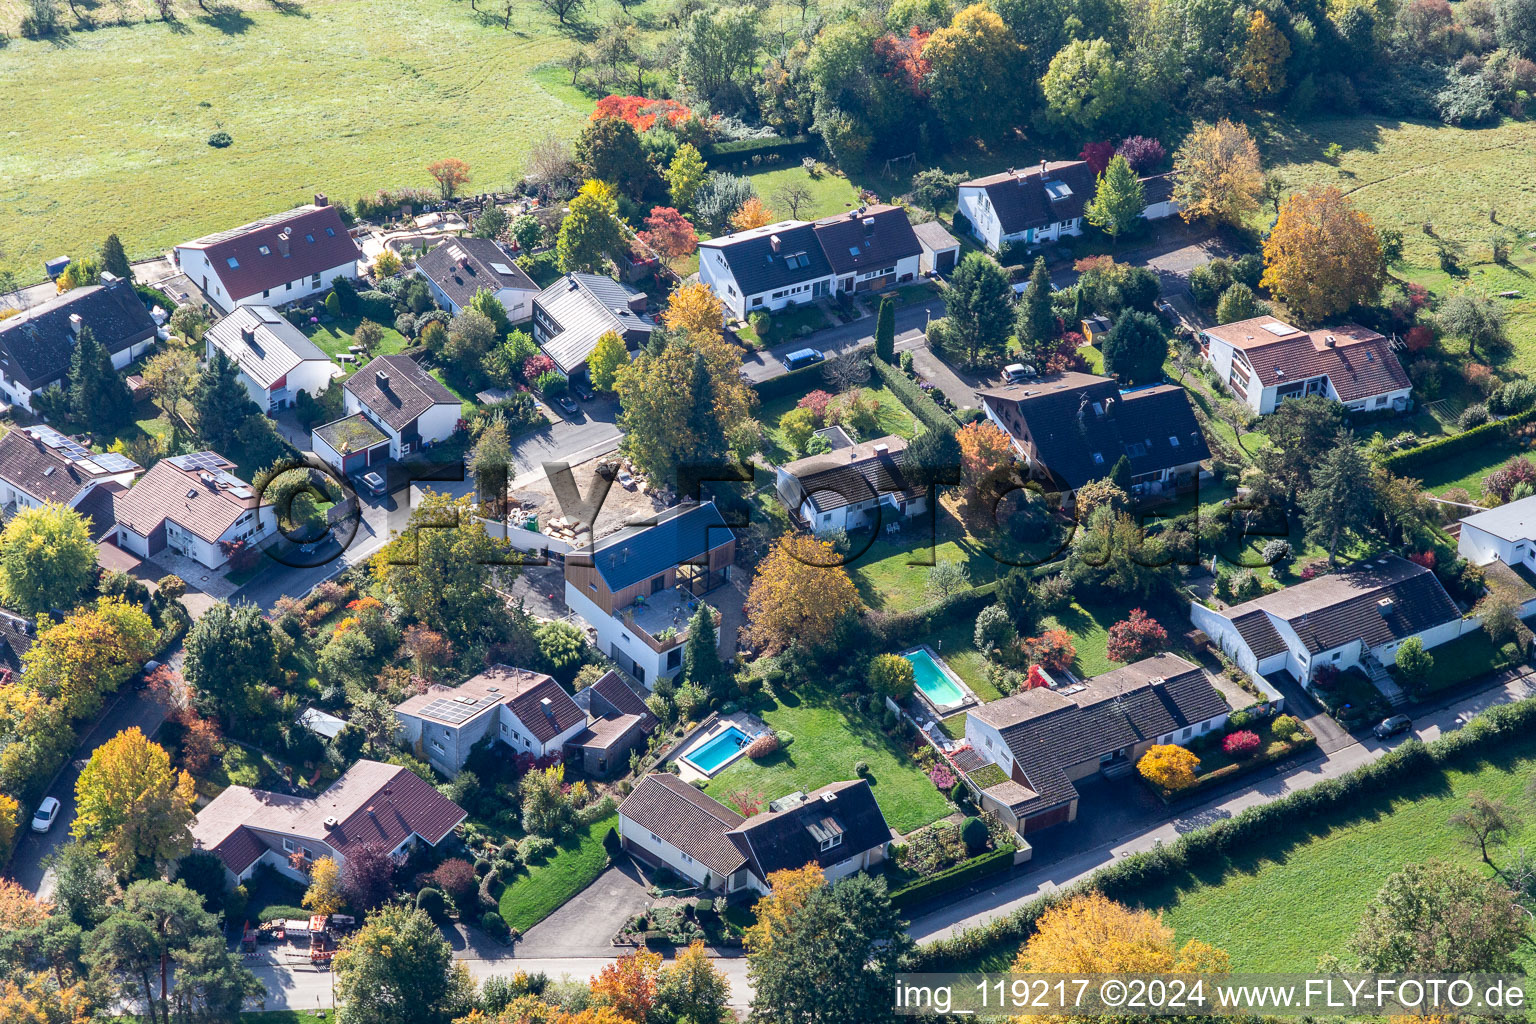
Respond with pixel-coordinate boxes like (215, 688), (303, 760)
(311, 413), (392, 478)
(914, 221), (961, 276)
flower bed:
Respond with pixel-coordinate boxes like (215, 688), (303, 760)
(1152, 716), (1317, 801)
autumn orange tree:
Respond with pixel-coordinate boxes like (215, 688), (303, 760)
(23, 596), (157, 721)
(0, 974), (91, 1024)
(637, 206), (699, 261)
(1261, 185), (1384, 322)
(956, 419), (1016, 512)
(1136, 743), (1200, 792)
(744, 864), (826, 951)
(73, 726), (196, 875)
(744, 536), (861, 654)
(1172, 119), (1263, 226)
(427, 157), (472, 199)
(661, 281), (726, 341)
(730, 196), (774, 231)
(1013, 892), (1229, 1023)
(0, 794), (17, 859)
(0, 877), (49, 929)
(590, 949), (662, 1023)
(654, 940), (732, 1024)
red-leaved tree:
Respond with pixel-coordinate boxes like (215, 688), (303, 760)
(1105, 609), (1170, 663)
(1080, 141), (1115, 175)
(1222, 730), (1262, 757)
(1024, 628), (1076, 673)
(591, 95), (693, 132)
(638, 206), (699, 260)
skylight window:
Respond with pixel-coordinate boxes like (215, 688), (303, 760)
(226, 257), (239, 269)
(258, 246), (270, 256)
(305, 234), (316, 243)
(325, 227), (336, 237)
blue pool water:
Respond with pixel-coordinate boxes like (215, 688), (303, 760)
(904, 649), (966, 707)
(686, 726), (752, 773)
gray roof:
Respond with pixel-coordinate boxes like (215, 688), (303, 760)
(726, 779), (891, 880)
(1460, 495), (1536, 543)
(0, 275), (157, 391)
(811, 205), (922, 276)
(577, 501), (732, 593)
(415, 237), (536, 311)
(343, 354), (459, 431)
(618, 773), (747, 879)
(700, 220), (833, 297)
(912, 220), (960, 253)
(533, 273), (653, 374)
(205, 305), (332, 391)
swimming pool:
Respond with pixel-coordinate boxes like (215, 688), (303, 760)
(682, 725), (753, 775)
(903, 648), (968, 711)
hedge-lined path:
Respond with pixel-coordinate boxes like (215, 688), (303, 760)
(903, 664), (1535, 946)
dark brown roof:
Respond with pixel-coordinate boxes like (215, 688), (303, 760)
(211, 825), (267, 875)
(781, 435), (924, 513)
(1221, 555), (1460, 656)
(977, 374), (1209, 491)
(323, 764), (467, 858)
(1202, 318), (1410, 403)
(416, 237), (537, 310)
(74, 481), (126, 540)
(0, 276), (157, 391)
(0, 610), (36, 675)
(726, 779), (891, 880)
(812, 205), (922, 276)
(115, 451), (260, 545)
(618, 773), (747, 879)
(0, 429), (116, 505)
(178, 204), (361, 302)
(343, 354), (459, 431)
(1230, 609), (1288, 661)
(961, 161), (1099, 234)
(585, 670), (656, 733)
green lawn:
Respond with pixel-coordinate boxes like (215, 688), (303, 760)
(303, 315), (409, 365)
(760, 384), (920, 465)
(241, 1013), (328, 1023)
(1405, 629), (1520, 696)
(0, 0), (604, 282)
(740, 302), (832, 347)
(846, 528), (1002, 613)
(745, 164), (862, 222)
(705, 688), (952, 834)
(497, 814), (617, 934)
(1407, 437), (1528, 500)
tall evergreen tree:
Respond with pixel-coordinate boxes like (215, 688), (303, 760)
(946, 252), (1014, 366)
(100, 233), (132, 280)
(1100, 309), (1167, 384)
(1300, 432), (1376, 566)
(1108, 454), (1133, 492)
(687, 348), (728, 466)
(1085, 155), (1147, 240)
(67, 324), (133, 432)
(192, 348), (259, 452)
(874, 297), (895, 363)
(683, 603), (725, 696)
(1015, 256), (1056, 363)
(903, 424), (962, 487)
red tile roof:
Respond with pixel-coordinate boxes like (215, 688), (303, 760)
(178, 205), (360, 301)
(1202, 318), (1409, 403)
(115, 451), (261, 545)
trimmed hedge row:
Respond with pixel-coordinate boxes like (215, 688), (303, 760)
(1378, 405), (1536, 476)
(701, 134), (817, 166)
(866, 581), (999, 652)
(891, 845), (1016, 911)
(909, 693), (1536, 969)
(752, 356), (845, 403)
(872, 356), (958, 435)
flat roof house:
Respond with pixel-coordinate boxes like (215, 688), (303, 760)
(0, 273), (157, 411)
(531, 273), (654, 379)
(565, 502), (735, 686)
(204, 305), (338, 412)
(416, 238), (538, 324)
(190, 760), (466, 887)
(340, 354), (460, 460)
(775, 434), (926, 535)
(964, 654), (1230, 833)
(113, 451), (275, 570)
(956, 161), (1180, 255)
(393, 665), (587, 779)
(1457, 497), (1536, 617)
(617, 774), (891, 895)
(173, 198), (362, 314)
(976, 372), (1209, 500)
(1190, 555), (1467, 686)
(0, 424), (142, 522)
(1198, 316), (1411, 416)
(310, 414), (391, 480)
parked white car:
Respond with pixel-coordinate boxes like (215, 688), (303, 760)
(30, 796), (60, 833)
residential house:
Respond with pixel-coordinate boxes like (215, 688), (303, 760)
(913, 220), (960, 276)
(113, 451), (275, 569)
(698, 206), (924, 321)
(0, 273), (157, 411)
(569, 670), (657, 777)
(415, 237), (538, 324)
(956, 161), (1180, 254)
(189, 759), (466, 887)
(173, 198), (362, 313)
(1189, 555), (1469, 685)
(531, 273), (654, 379)
(1198, 316), (1411, 415)
(564, 501), (735, 686)
(342, 354), (460, 459)
(0, 609), (37, 683)
(204, 305), (338, 411)
(0, 425), (142, 526)
(310, 414), (391, 479)
(617, 774), (891, 895)
(775, 434), (927, 535)
(393, 665), (588, 779)
(964, 654), (1231, 833)
(1457, 497), (1536, 616)
(976, 372), (1209, 500)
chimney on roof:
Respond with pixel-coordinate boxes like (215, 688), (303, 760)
(541, 696), (555, 721)
(276, 230), (291, 258)
(1324, 334), (1337, 347)
(873, 443), (889, 455)
(68, 313), (83, 336)
(1040, 159), (1048, 178)
(862, 217), (876, 236)
(770, 234), (782, 254)
(240, 326), (257, 346)
(376, 370), (390, 389)
(100, 271), (119, 285)
(314, 193), (329, 207)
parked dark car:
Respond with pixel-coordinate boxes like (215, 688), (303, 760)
(571, 379), (595, 401)
(781, 347), (825, 372)
(1373, 714), (1412, 739)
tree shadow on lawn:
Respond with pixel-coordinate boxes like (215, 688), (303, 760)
(1252, 114), (1397, 164)
(201, 8), (255, 33)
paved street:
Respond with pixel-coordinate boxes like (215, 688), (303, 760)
(739, 297), (943, 383)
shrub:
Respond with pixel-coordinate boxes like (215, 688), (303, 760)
(745, 732), (780, 759)
(208, 131), (233, 148)
(1459, 403), (1490, 430)
(928, 763), (957, 790)
(1271, 714), (1303, 741)
(778, 731), (794, 748)
(481, 911), (510, 939)
(474, 858), (492, 878)
(1138, 744), (1199, 791)
(868, 652), (917, 701)
(855, 760), (870, 776)
(1222, 730), (1262, 757)
(1261, 539), (1293, 566)
(1104, 609), (1169, 663)
(428, 858), (477, 904)
(416, 887), (446, 919)
(519, 836), (555, 863)
(960, 816), (989, 854)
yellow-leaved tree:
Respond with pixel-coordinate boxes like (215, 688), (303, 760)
(588, 330), (630, 392)
(744, 536), (862, 654)
(1237, 11), (1291, 96)
(1137, 743), (1200, 792)
(661, 281), (727, 341)
(23, 596), (157, 721)
(0, 974), (91, 1024)
(744, 864), (826, 952)
(730, 196), (774, 231)
(303, 856), (346, 916)
(73, 726), (196, 875)
(0, 795), (18, 861)
(0, 877), (50, 929)
(1261, 185), (1385, 323)
(1172, 119), (1263, 227)
(612, 332), (754, 482)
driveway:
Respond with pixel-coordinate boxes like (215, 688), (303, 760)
(7, 688), (170, 897)
(739, 297), (943, 383)
(513, 860), (653, 957)
(508, 395), (622, 477)
(232, 486), (396, 612)
(1264, 668), (1354, 754)
(1047, 225), (1240, 303)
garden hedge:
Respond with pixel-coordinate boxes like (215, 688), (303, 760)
(752, 357), (845, 403)
(866, 581), (999, 652)
(891, 845), (1016, 911)
(872, 356), (958, 434)
(908, 694), (1536, 969)
(700, 134), (817, 167)
(1377, 406), (1536, 476)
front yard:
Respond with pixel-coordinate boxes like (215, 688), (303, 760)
(738, 302), (832, 348)
(497, 813), (618, 934)
(703, 687), (952, 834)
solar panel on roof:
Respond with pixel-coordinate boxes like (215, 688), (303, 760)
(90, 453), (138, 472)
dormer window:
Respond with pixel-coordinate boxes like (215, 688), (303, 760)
(820, 833), (842, 851)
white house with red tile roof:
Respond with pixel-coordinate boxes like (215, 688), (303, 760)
(173, 198), (362, 314)
(190, 760), (467, 887)
(1198, 316), (1411, 415)
(113, 451), (275, 570)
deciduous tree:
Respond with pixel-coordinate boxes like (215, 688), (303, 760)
(1438, 291), (1507, 360)
(637, 206), (698, 261)
(183, 601), (278, 729)
(340, 842), (395, 913)
(588, 331), (630, 391)
(590, 949), (662, 1023)
(141, 349), (198, 426)
(1041, 37), (1130, 135)
(744, 535), (860, 653)
(557, 181), (626, 274)
(1450, 790), (1521, 869)
(1105, 609), (1168, 662)
(661, 281), (726, 341)
(1238, 10), (1291, 95)
(1394, 636), (1434, 689)
(1100, 309), (1167, 384)
(1014, 891), (1229, 989)
(655, 940), (731, 1024)
(0, 504), (97, 616)
(1137, 744), (1200, 791)
(73, 728), (195, 875)
(667, 144), (708, 211)
(1173, 119), (1263, 227)
(1262, 186), (1384, 322)
(303, 857), (346, 916)
(1351, 860), (1527, 972)
(575, 117), (655, 201)
(23, 597), (155, 721)
(426, 158), (472, 200)
(334, 905), (472, 1024)
(730, 196), (773, 230)
(614, 333), (753, 481)
(923, 5), (1024, 142)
